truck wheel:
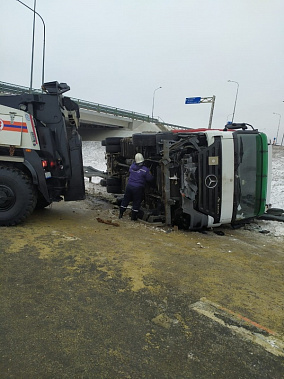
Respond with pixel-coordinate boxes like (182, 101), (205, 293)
(106, 144), (121, 153)
(266, 208), (284, 216)
(132, 133), (156, 147)
(0, 166), (37, 226)
(106, 177), (121, 186)
(107, 185), (122, 194)
(105, 137), (121, 145)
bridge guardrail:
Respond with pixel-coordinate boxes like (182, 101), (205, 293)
(0, 81), (157, 123)
(0, 81), (190, 130)
(73, 97), (158, 123)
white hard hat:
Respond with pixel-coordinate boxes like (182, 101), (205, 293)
(135, 153), (144, 164)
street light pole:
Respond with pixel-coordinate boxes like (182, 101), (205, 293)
(273, 112), (281, 144)
(151, 86), (162, 119)
(16, 0), (46, 89)
(228, 80), (239, 123)
(29, 0), (36, 92)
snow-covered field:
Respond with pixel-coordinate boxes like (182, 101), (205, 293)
(269, 146), (284, 209)
(82, 141), (284, 237)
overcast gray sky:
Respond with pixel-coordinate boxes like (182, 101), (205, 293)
(1, 0), (284, 141)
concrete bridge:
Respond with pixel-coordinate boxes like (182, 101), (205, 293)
(0, 81), (186, 141)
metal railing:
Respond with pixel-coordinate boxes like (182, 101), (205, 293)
(73, 97), (157, 123)
(0, 81), (42, 95)
(0, 81), (157, 123)
(0, 80), (190, 129)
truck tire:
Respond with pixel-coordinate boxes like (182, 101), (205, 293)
(106, 144), (121, 153)
(106, 177), (121, 186)
(0, 166), (37, 226)
(266, 208), (284, 216)
(107, 185), (123, 194)
(105, 137), (121, 145)
(106, 176), (122, 193)
(100, 178), (107, 187)
(132, 133), (157, 147)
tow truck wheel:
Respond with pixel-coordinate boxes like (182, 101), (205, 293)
(0, 166), (37, 226)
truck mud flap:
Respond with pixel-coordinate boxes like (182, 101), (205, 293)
(24, 150), (50, 202)
(64, 132), (86, 201)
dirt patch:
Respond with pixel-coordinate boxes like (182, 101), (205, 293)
(0, 189), (283, 378)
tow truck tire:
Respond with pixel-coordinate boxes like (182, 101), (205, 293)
(0, 166), (37, 226)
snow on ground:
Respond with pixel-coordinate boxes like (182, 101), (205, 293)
(262, 146), (284, 238)
(82, 141), (107, 184)
(270, 146), (284, 209)
(82, 141), (107, 173)
(82, 142), (284, 237)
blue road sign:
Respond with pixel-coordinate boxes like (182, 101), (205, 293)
(185, 97), (201, 104)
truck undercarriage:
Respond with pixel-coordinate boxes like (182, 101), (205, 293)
(102, 127), (269, 230)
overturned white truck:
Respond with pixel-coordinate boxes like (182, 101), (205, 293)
(102, 124), (271, 230)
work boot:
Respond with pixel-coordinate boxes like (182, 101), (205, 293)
(119, 208), (125, 219)
(131, 211), (138, 221)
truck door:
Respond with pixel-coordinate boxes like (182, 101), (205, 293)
(0, 110), (26, 146)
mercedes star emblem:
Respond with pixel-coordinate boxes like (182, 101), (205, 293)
(205, 174), (218, 189)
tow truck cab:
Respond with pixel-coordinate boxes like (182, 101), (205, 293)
(103, 124), (270, 230)
(0, 81), (85, 226)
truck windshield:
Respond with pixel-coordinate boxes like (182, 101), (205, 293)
(234, 133), (266, 220)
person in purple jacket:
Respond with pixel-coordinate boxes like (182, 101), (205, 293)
(119, 153), (153, 221)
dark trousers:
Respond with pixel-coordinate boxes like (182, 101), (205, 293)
(120, 185), (144, 214)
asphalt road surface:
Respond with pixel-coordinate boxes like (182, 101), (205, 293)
(0, 194), (283, 378)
